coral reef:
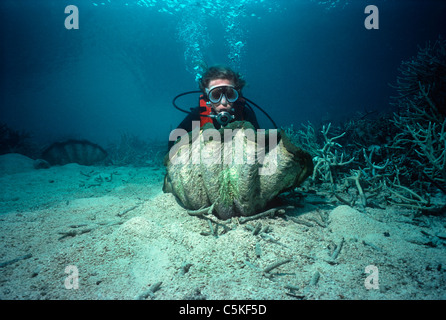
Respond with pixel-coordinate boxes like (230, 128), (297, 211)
(391, 36), (446, 196)
(0, 123), (37, 158)
(391, 36), (446, 119)
(282, 36), (446, 215)
(106, 133), (165, 167)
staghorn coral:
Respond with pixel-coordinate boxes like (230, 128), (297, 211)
(0, 123), (37, 158)
(279, 36), (446, 212)
(106, 133), (165, 167)
(391, 36), (446, 197)
(391, 36), (446, 120)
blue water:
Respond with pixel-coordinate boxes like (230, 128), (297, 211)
(1, 0), (445, 147)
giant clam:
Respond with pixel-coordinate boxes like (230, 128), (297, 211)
(163, 121), (313, 219)
(41, 139), (108, 166)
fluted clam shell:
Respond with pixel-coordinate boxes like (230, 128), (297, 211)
(163, 121), (313, 219)
(41, 139), (107, 166)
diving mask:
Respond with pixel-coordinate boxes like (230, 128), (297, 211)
(205, 85), (239, 104)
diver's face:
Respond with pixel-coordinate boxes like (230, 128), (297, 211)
(207, 79), (235, 114)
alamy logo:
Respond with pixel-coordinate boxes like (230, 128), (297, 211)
(64, 5), (79, 30)
(364, 5), (379, 30)
(364, 265), (379, 290)
(64, 265), (79, 290)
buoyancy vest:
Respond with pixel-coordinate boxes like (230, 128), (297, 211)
(199, 95), (244, 127)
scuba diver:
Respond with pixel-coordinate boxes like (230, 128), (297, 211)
(169, 65), (275, 150)
(165, 66), (313, 219)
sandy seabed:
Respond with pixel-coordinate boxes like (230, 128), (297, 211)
(0, 153), (445, 300)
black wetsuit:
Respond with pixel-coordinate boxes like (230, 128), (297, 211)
(168, 101), (260, 150)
